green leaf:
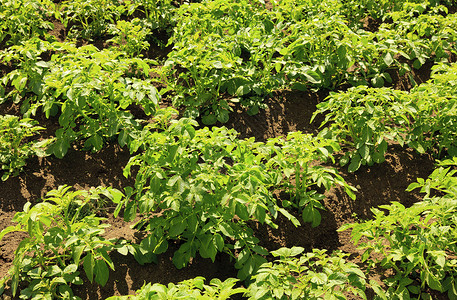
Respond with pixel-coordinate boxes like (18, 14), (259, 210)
(348, 154), (362, 172)
(83, 252), (95, 283)
(278, 208), (300, 227)
(291, 82), (308, 91)
(358, 145), (370, 160)
(413, 59), (422, 69)
(302, 205), (321, 227)
(213, 61), (223, 69)
(235, 201), (249, 221)
(304, 70), (321, 84)
(202, 114), (217, 125)
(370, 280), (388, 300)
(63, 264), (78, 274)
(214, 233), (224, 251)
(72, 245), (85, 265)
(169, 218), (187, 237)
(36, 61), (50, 68)
(95, 259), (109, 286)
(236, 85), (251, 96)
(372, 76), (385, 88)
(49, 138), (71, 159)
(383, 53), (394, 66)
(426, 273), (443, 292)
(311, 273), (328, 284)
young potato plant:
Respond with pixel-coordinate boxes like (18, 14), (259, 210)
(380, 7), (457, 70)
(0, 0), (55, 47)
(0, 39), (160, 158)
(107, 18), (151, 57)
(407, 62), (457, 157)
(313, 62), (457, 172)
(164, 0), (290, 124)
(278, 14), (359, 90)
(0, 115), (51, 181)
(340, 159), (457, 299)
(57, 0), (133, 39)
(248, 247), (367, 300)
(118, 108), (356, 281)
(312, 86), (414, 172)
(0, 185), (126, 299)
(266, 131), (356, 227)
(0, 38), (54, 106)
(106, 277), (245, 300)
(134, 0), (176, 31)
(341, 0), (451, 28)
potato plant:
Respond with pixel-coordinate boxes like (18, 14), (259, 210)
(117, 108), (356, 280)
(340, 159), (457, 299)
(107, 277), (245, 300)
(161, 0), (457, 123)
(107, 18), (151, 57)
(57, 0), (132, 39)
(0, 0), (54, 46)
(313, 61), (457, 172)
(1, 39), (160, 158)
(248, 247), (367, 300)
(2, 0), (457, 298)
(109, 247), (368, 300)
(312, 86), (414, 172)
(0, 115), (50, 181)
(0, 186), (127, 299)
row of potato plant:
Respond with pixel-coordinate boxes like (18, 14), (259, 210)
(4, 157), (454, 299)
(0, 38), (160, 158)
(0, 107), (362, 298)
(107, 248), (367, 300)
(116, 108), (356, 280)
(0, 0), (55, 47)
(2, 0), (457, 131)
(163, 0), (457, 123)
(0, 186), (127, 299)
(340, 157), (457, 300)
(313, 61), (457, 172)
(4, 0), (456, 126)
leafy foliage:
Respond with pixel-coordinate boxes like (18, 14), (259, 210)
(57, 0), (132, 39)
(0, 0), (54, 46)
(312, 86), (413, 172)
(313, 62), (457, 172)
(118, 108), (355, 280)
(106, 277), (245, 300)
(340, 159), (457, 299)
(248, 247), (367, 300)
(108, 18), (151, 57)
(0, 114), (50, 181)
(0, 186), (127, 298)
(0, 39), (160, 158)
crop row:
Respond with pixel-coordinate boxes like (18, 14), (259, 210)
(1, 61), (457, 298)
(1, 0), (457, 125)
(1, 0), (457, 299)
